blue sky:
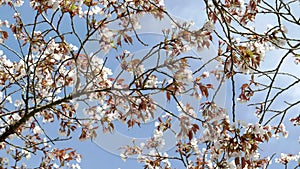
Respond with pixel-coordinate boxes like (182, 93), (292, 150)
(0, 1), (209, 168)
(0, 0), (299, 168)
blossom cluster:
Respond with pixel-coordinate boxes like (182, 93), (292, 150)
(0, 0), (299, 168)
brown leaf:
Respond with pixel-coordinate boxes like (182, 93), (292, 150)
(166, 91), (171, 102)
(235, 157), (240, 166)
(188, 130), (193, 140)
(117, 35), (122, 47)
(242, 157), (246, 168)
(127, 119), (135, 128)
(109, 123), (114, 130)
(241, 83), (249, 90)
(199, 84), (209, 98)
(206, 84), (214, 89)
(1, 31), (8, 40)
(124, 34), (133, 44)
(192, 124), (199, 134)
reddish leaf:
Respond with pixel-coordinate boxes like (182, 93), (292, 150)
(166, 91), (171, 102)
(192, 124), (199, 134)
(109, 123), (114, 130)
(1, 31), (8, 40)
(188, 130), (193, 140)
(241, 83), (249, 89)
(199, 84), (209, 98)
(123, 34), (133, 44)
(235, 157), (240, 166)
(117, 35), (122, 47)
(242, 157), (246, 168)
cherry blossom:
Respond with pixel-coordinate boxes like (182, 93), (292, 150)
(0, 0), (299, 168)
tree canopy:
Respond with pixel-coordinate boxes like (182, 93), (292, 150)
(0, 0), (299, 168)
